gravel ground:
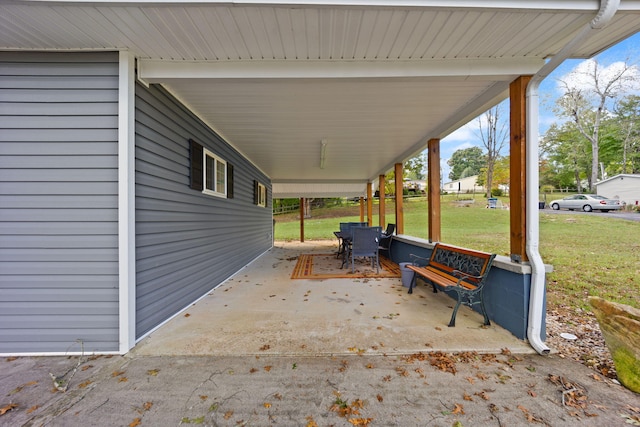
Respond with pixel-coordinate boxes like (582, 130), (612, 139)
(545, 306), (618, 380)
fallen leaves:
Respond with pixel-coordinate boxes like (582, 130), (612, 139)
(517, 404), (545, 423)
(545, 306), (616, 378)
(8, 381), (38, 396)
(24, 405), (39, 415)
(427, 352), (458, 375)
(0, 403), (18, 415)
(548, 374), (588, 408)
(348, 347), (366, 355)
(348, 417), (373, 426)
(475, 390), (491, 401)
(621, 405), (640, 425)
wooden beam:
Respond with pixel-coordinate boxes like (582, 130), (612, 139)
(359, 197), (365, 222)
(299, 197), (305, 243)
(427, 138), (441, 242)
(367, 182), (373, 226)
(394, 163), (404, 234)
(378, 174), (386, 228)
(510, 76), (531, 262)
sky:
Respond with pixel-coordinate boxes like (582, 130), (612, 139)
(438, 31), (640, 183)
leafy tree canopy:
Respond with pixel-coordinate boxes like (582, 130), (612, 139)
(404, 153), (427, 180)
(447, 146), (485, 181)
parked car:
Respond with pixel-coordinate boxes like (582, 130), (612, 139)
(549, 194), (622, 212)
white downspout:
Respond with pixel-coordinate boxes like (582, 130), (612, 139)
(526, 0), (619, 354)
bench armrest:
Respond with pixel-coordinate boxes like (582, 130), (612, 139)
(452, 269), (482, 281)
(409, 253), (430, 267)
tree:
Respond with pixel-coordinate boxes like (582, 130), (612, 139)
(476, 104), (509, 198)
(447, 146), (485, 181)
(491, 156), (510, 191)
(404, 153), (427, 180)
(555, 59), (639, 191)
(478, 155), (509, 195)
(541, 122), (590, 191)
(614, 94), (640, 174)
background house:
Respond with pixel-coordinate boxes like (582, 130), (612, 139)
(443, 175), (484, 194)
(595, 174), (640, 207)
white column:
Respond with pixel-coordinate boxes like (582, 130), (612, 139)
(118, 51), (136, 354)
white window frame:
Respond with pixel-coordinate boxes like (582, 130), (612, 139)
(202, 148), (227, 198)
(257, 182), (267, 207)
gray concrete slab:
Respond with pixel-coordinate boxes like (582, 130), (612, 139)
(3, 351), (638, 426)
(134, 240), (533, 357)
(3, 241), (638, 426)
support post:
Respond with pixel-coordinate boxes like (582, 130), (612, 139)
(378, 174), (386, 228)
(299, 197), (305, 243)
(359, 197), (365, 222)
(427, 138), (441, 242)
(510, 76), (531, 262)
(367, 183), (373, 226)
(394, 163), (404, 234)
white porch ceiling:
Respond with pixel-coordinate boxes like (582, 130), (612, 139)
(2, 1), (639, 197)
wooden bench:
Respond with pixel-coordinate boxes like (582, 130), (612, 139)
(405, 243), (496, 327)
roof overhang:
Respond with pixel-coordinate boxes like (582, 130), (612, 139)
(2, 1), (639, 197)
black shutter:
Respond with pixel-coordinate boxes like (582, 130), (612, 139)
(227, 163), (234, 199)
(253, 180), (259, 205)
(189, 139), (203, 191)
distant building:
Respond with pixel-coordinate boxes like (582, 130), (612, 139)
(595, 174), (640, 207)
(404, 179), (426, 193)
(443, 175), (484, 194)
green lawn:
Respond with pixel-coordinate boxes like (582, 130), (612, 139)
(274, 196), (640, 311)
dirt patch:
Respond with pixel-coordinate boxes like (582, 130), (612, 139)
(546, 305), (617, 380)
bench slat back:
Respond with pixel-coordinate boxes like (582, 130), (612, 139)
(429, 244), (493, 284)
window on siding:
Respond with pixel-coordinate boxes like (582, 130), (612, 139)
(204, 149), (227, 197)
(190, 139), (233, 198)
(255, 180), (267, 207)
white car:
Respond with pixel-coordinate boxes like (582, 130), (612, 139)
(549, 194), (622, 212)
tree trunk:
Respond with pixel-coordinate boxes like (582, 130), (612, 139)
(485, 163), (494, 199)
(573, 160), (582, 193)
(303, 198), (312, 218)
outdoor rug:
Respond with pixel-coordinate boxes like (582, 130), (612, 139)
(291, 253), (401, 279)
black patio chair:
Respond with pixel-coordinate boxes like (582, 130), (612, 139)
(378, 223), (395, 258)
(334, 222), (350, 258)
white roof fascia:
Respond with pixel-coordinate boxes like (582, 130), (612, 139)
(595, 173), (640, 186)
(139, 57), (545, 81)
(18, 0), (606, 12)
(272, 181), (368, 198)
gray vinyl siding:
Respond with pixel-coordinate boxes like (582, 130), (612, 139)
(135, 84), (272, 338)
(0, 52), (120, 353)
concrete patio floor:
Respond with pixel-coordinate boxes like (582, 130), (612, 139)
(134, 240), (534, 357)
